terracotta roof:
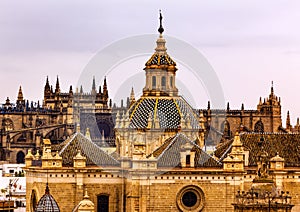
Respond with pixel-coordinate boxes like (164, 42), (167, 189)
(57, 132), (120, 167)
(215, 133), (300, 167)
(149, 133), (221, 167)
(241, 133), (300, 167)
(214, 138), (233, 159)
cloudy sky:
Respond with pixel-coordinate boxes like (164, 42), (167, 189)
(1, 0), (300, 125)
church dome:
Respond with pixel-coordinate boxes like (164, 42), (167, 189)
(145, 48), (177, 71)
(128, 97), (199, 130)
(35, 185), (60, 212)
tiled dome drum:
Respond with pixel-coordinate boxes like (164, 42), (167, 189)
(128, 97), (200, 130)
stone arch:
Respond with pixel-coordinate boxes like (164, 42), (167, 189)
(97, 194), (109, 212)
(16, 151), (25, 164)
(30, 189), (38, 212)
(44, 126), (66, 144)
(221, 120), (231, 138)
(254, 119), (264, 133)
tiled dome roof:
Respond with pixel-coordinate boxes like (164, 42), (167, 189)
(145, 53), (177, 71)
(35, 185), (60, 212)
(128, 97), (200, 130)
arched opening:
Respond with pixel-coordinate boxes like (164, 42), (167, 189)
(31, 190), (37, 212)
(97, 195), (109, 212)
(170, 76), (173, 87)
(152, 76), (156, 89)
(221, 120), (231, 138)
(254, 120), (264, 133)
(161, 76), (166, 89)
(16, 151), (25, 164)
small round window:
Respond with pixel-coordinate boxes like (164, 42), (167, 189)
(176, 186), (205, 211)
(182, 191), (198, 207)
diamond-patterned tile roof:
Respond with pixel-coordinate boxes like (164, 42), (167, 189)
(57, 132), (120, 167)
(128, 97), (200, 130)
(145, 53), (177, 71)
(148, 133), (221, 167)
(35, 186), (60, 212)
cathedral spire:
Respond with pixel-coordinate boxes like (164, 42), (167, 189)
(17, 86), (23, 101)
(91, 76), (96, 95)
(92, 76), (96, 91)
(130, 87), (136, 107)
(103, 77), (108, 99)
(45, 76), (50, 89)
(55, 76), (60, 93)
(286, 111), (291, 130)
(271, 81), (274, 95)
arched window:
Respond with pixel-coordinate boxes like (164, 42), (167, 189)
(2, 118), (14, 131)
(152, 76), (156, 89)
(17, 151), (25, 164)
(98, 195), (109, 212)
(161, 76), (166, 89)
(221, 120), (231, 138)
(170, 76), (173, 87)
(254, 120), (264, 133)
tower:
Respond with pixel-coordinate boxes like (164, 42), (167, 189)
(142, 12), (178, 97)
(256, 82), (282, 132)
(115, 11), (201, 160)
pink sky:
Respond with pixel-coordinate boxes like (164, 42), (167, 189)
(1, 0), (300, 126)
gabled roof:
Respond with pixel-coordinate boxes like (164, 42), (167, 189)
(148, 133), (221, 168)
(57, 132), (120, 167)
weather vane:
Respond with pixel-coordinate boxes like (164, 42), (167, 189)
(158, 10), (164, 34)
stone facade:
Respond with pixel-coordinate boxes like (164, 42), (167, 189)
(0, 77), (115, 163)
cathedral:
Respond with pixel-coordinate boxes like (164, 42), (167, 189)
(3, 12), (300, 211)
(0, 75), (115, 164)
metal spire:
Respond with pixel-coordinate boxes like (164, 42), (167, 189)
(158, 10), (164, 34)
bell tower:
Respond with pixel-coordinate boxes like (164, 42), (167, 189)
(143, 11), (178, 97)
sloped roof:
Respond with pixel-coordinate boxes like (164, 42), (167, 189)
(215, 133), (300, 167)
(148, 133), (221, 167)
(241, 133), (300, 167)
(57, 132), (120, 167)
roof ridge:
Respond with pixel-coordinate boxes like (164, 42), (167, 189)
(189, 136), (222, 165)
(58, 132), (77, 155)
(76, 133), (120, 164)
(157, 133), (179, 160)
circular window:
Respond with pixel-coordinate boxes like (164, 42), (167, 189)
(176, 186), (205, 212)
(182, 191), (197, 207)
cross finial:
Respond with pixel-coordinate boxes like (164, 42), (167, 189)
(158, 10), (164, 34)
